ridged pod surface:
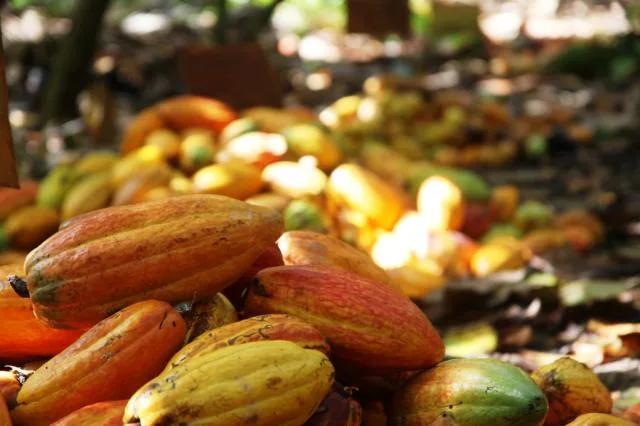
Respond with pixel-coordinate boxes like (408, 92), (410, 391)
(0, 265), (82, 361)
(390, 358), (548, 426)
(10, 300), (185, 426)
(25, 195), (283, 329)
(124, 340), (335, 426)
(168, 314), (330, 369)
(50, 400), (127, 426)
(245, 265), (444, 373)
(531, 357), (612, 426)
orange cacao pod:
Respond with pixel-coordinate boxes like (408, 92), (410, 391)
(10, 300), (185, 426)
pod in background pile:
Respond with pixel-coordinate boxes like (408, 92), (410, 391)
(328, 164), (407, 230)
(10, 300), (185, 426)
(4, 207), (59, 251)
(61, 171), (113, 221)
(0, 181), (39, 221)
(125, 340), (335, 426)
(245, 265), (444, 373)
(24, 195), (283, 329)
(390, 358), (548, 426)
(192, 161), (263, 200)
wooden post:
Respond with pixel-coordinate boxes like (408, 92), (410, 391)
(347, 0), (411, 37)
(180, 43), (283, 110)
(0, 21), (19, 188)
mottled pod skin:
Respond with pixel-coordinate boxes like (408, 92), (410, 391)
(391, 359), (548, 426)
(25, 195), (283, 329)
(50, 400), (127, 426)
(10, 300), (186, 426)
(125, 340), (335, 426)
(168, 314), (330, 370)
(245, 265), (444, 374)
(531, 357), (612, 426)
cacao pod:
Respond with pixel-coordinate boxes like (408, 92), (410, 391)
(390, 358), (548, 426)
(25, 195), (282, 329)
(531, 357), (612, 426)
(327, 164), (407, 230)
(167, 314), (330, 370)
(50, 400), (127, 426)
(61, 172), (112, 221)
(245, 265), (444, 373)
(121, 96), (237, 155)
(0, 265), (82, 361)
(144, 129), (181, 159)
(261, 161), (327, 199)
(73, 151), (118, 177)
(181, 293), (238, 344)
(192, 161), (263, 200)
(281, 124), (341, 170)
(4, 207), (59, 251)
(417, 176), (465, 231)
(10, 300), (185, 426)
(277, 231), (395, 289)
(111, 163), (173, 206)
(0, 181), (38, 221)
(565, 413), (635, 426)
(490, 185), (519, 222)
(124, 340), (335, 426)
(222, 243), (284, 310)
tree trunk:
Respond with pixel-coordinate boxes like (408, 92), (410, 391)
(42, 0), (112, 124)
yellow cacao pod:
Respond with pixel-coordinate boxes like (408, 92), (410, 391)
(124, 340), (335, 426)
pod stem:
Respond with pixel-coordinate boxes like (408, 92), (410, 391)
(8, 275), (30, 298)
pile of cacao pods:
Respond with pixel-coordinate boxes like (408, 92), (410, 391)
(0, 193), (636, 426)
(0, 83), (606, 299)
